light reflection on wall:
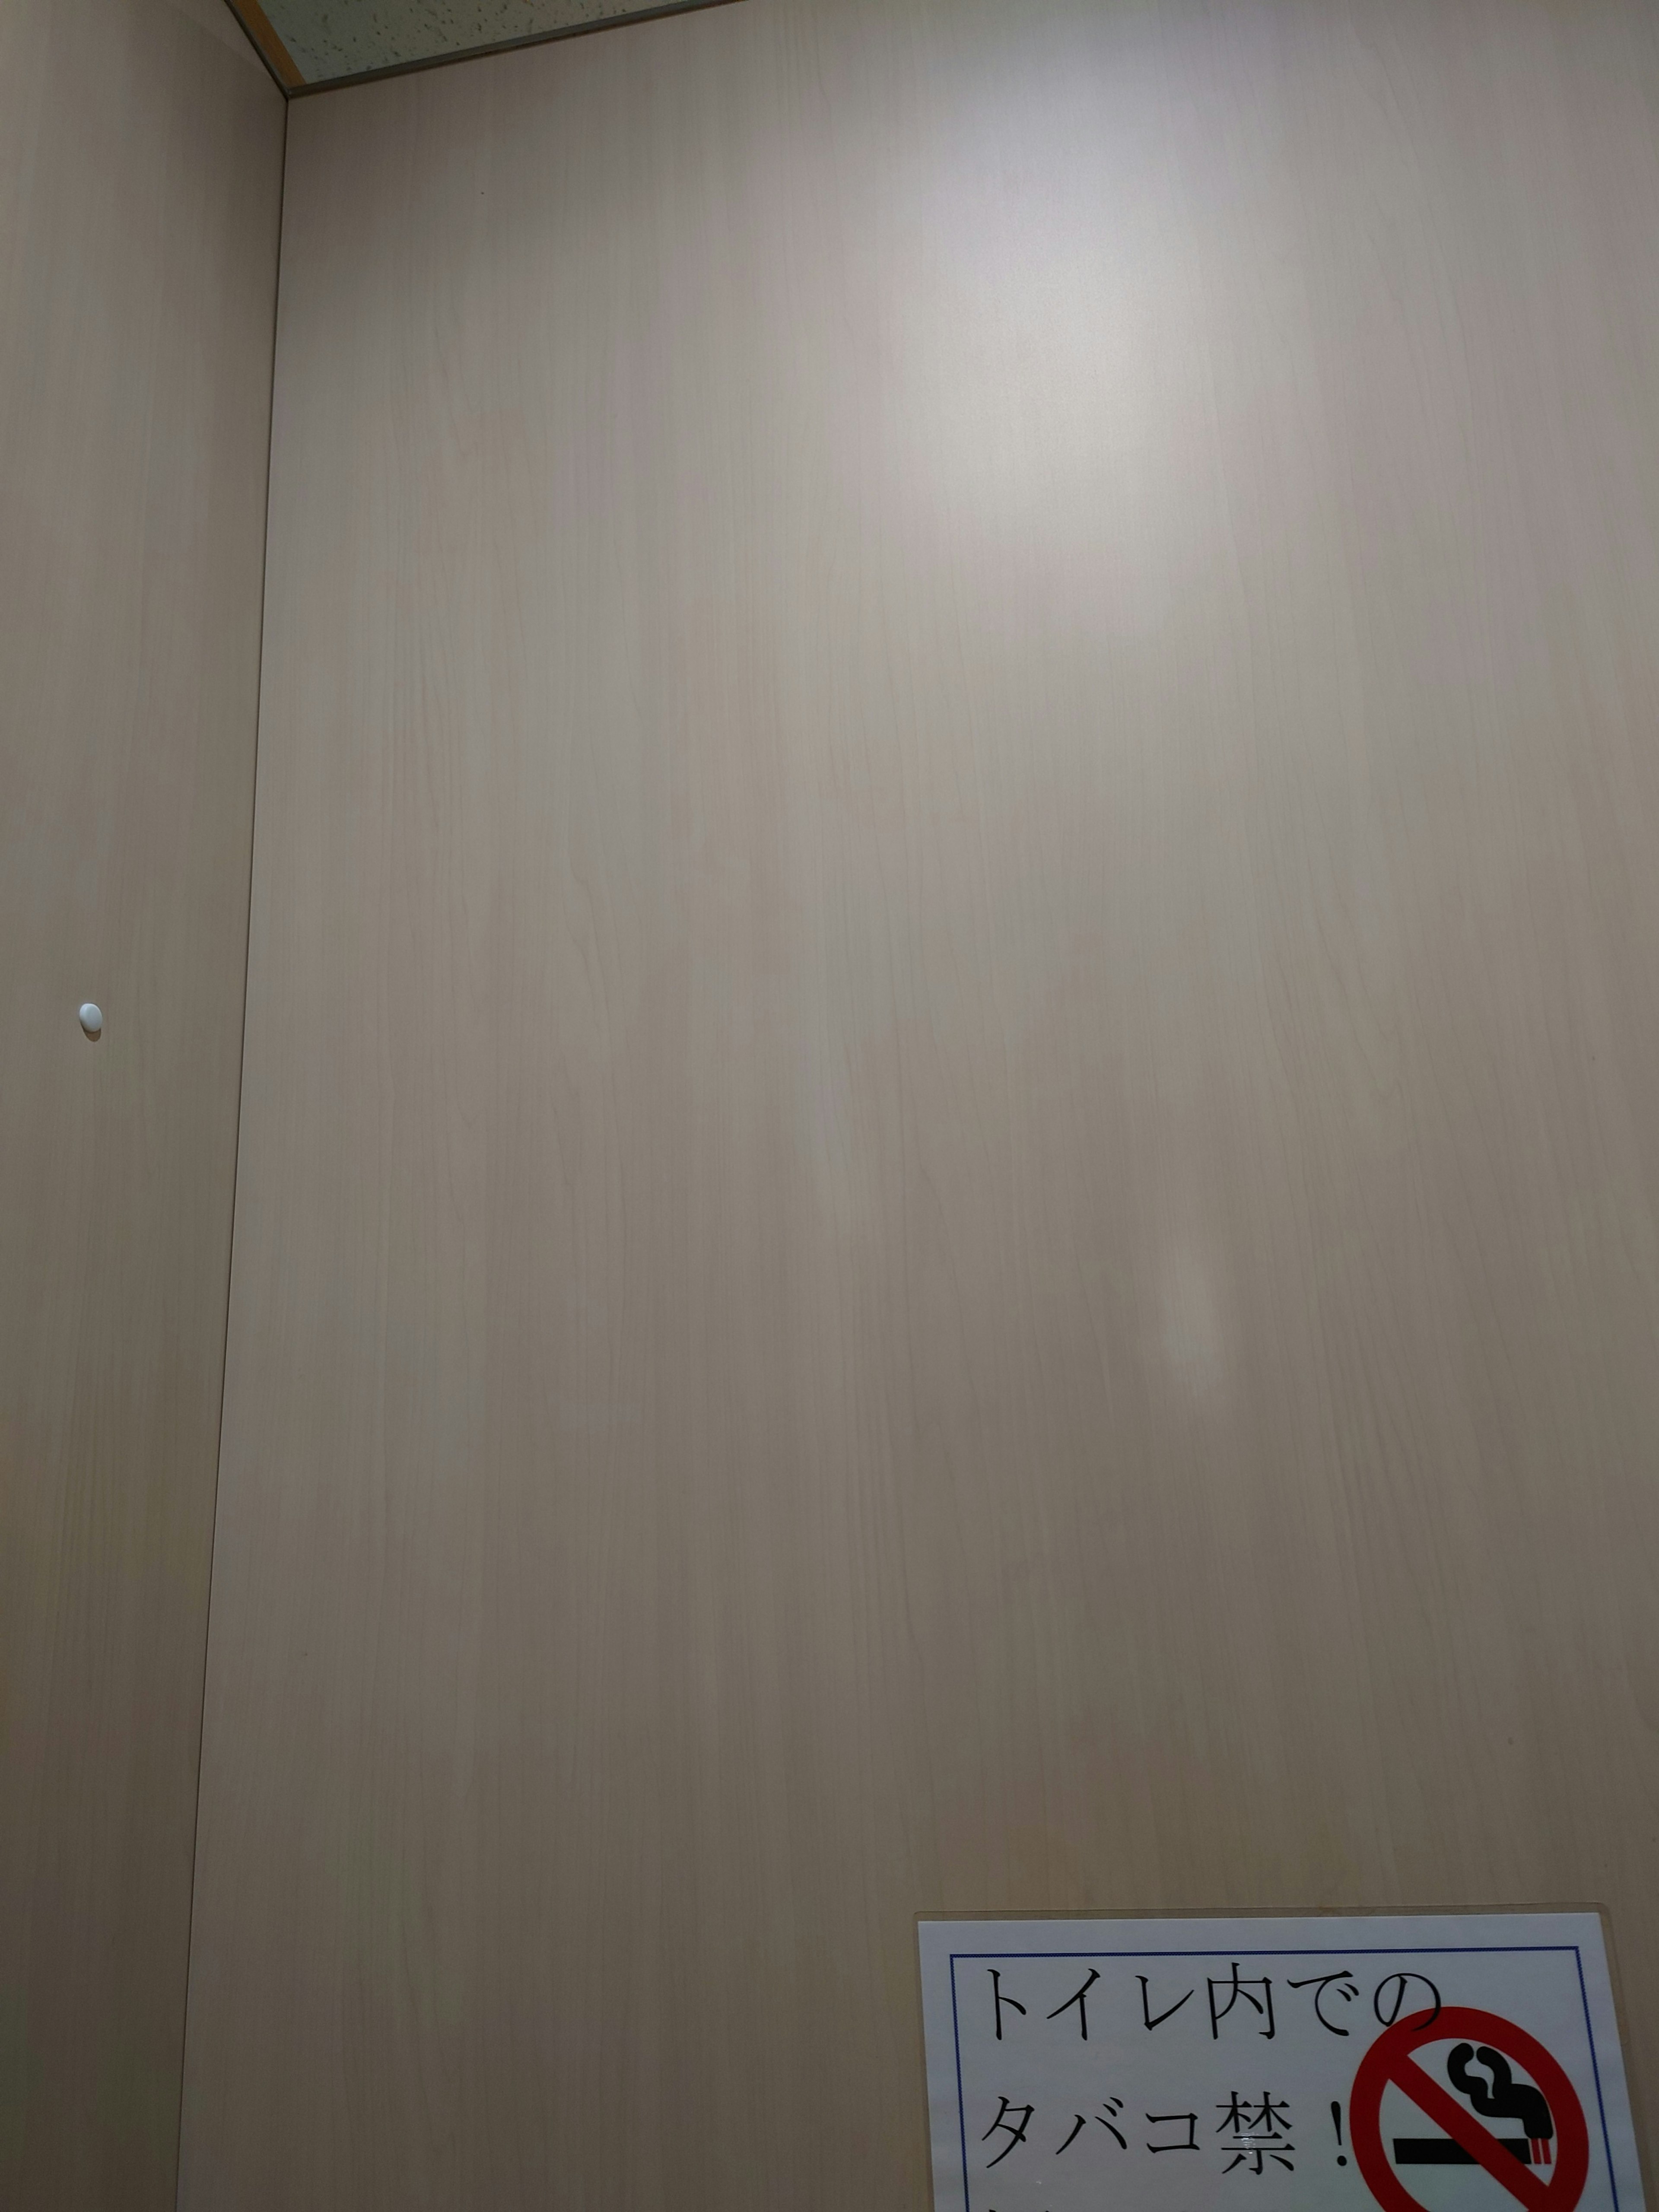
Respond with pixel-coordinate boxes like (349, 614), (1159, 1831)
(872, 33), (1224, 641)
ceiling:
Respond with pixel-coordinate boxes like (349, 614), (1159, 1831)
(226, 0), (726, 90)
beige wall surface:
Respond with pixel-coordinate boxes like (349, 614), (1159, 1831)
(0, 2), (284, 2205)
(184, 0), (1659, 2204)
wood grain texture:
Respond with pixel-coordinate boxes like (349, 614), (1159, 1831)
(184, 0), (1659, 2203)
(0, 3), (283, 2204)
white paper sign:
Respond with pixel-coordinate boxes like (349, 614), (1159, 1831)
(918, 1913), (1644, 2212)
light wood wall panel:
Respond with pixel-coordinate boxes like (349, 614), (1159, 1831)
(0, 3), (284, 2205)
(185, 0), (1659, 2203)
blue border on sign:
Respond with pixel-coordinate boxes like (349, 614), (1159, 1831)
(1572, 1948), (1620, 2212)
(944, 1943), (1620, 2212)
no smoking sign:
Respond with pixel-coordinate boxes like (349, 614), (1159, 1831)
(1351, 2005), (1591, 2212)
(919, 1911), (1644, 2212)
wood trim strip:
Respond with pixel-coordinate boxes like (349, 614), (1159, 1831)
(220, 0), (305, 92)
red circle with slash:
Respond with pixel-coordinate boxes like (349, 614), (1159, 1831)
(1350, 2005), (1589, 2212)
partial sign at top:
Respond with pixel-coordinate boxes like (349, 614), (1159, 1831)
(917, 1912), (1643, 2212)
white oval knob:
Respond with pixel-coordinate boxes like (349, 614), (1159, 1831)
(79, 1002), (103, 1038)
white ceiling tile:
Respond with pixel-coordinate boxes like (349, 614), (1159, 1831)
(265, 0), (703, 85)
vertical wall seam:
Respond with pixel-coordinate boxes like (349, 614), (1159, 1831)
(170, 82), (290, 2212)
